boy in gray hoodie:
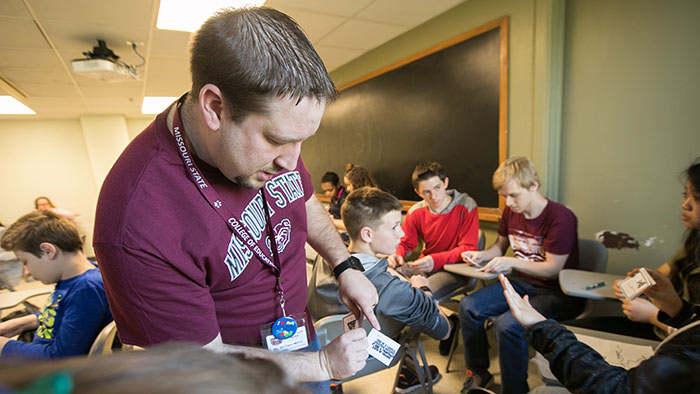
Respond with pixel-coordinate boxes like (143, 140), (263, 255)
(307, 187), (452, 393)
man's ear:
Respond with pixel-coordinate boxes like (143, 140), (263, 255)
(529, 181), (539, 192)
(359, 226), (373, 244)
(414, 188), (422, 199)
(39, 242), (58, 259)
(199, 84), (225, 131)
(443, 177), (449, 189)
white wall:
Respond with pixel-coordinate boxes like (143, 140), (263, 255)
(0, 116), (144, 257)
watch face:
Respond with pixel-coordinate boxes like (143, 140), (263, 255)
(348, 256), (364, 271)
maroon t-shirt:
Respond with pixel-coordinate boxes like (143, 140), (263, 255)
(498, 200), (578, 288)
(94, 109), (314, 346)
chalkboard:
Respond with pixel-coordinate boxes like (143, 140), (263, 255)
(302, 17), (508, 220)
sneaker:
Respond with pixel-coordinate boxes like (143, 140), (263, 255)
(395, 364), (442, 393)
(439, 314), (460, 356)
(460, 369), (493, 394)
(330, 383), (343, 394)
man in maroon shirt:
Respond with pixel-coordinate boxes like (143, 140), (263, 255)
(93, 8), (378, 392)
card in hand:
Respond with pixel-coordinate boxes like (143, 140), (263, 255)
(367, 329), (400, 366)
(342, 312), (362, 332)
(619, 268), (656, 299)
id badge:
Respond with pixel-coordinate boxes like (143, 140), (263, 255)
(260, 312), (309, 352)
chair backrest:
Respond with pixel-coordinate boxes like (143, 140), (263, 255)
(88, 321), (118, 357)
(314, 314), (407, 384)
(577, 238), (608, 273)
(477, 229), (486, 251)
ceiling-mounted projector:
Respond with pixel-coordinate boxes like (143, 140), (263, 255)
(71, 40), (140, 82)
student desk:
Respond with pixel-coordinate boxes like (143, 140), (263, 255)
(0, 287), (53, 311)
(443, 263), (511, 280)
(559, 269), (624, 300)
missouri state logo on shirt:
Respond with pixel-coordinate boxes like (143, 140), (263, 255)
(223, 171), (303, 282)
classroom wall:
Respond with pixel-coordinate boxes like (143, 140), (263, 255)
(328, 0), (699, 274)
(0, 116), (146, 257)
(560, 0), (700, 274)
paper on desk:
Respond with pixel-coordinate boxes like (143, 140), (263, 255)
(574, 333), (654, 368)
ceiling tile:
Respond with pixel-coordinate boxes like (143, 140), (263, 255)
(0, 48), (63, 68)
(77, 81), (142, 99)
(0, 17), (49, 49)
(314, 45), (364, 72)
(266, 0), (374, 18)
(20, 82), (80, 98)
(29, 0), (154, 27)
(45, 22), (149, 61)
(275, 8), (346, 43)
(149, 29), (192, 57)
(1, 67), (72, 85)
(319, 19), (408, 51)
(357, 0), (465, 27)
(0, 0), (31, 18)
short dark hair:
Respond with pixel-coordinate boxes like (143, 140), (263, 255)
(0, 211), (82, 257)
(189, 7), (338, 123)
(321, 172), (339, 186)
(411, 161), (447, 189)
(344, 166), (377, 189)
(341, 187), (402, 240)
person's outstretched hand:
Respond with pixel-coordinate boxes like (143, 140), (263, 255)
(500, 274), (546, 328)
(641, 268), (684, 317)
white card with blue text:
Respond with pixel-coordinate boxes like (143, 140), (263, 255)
(367, 329), (400, 366)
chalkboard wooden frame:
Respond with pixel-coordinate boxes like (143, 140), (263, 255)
(314, 16), (508, 222)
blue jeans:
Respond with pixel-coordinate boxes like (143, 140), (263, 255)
(458, 276), (583, 394)
(302, 335), (331, 394)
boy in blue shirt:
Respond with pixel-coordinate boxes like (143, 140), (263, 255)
(0, 210), (112, 359)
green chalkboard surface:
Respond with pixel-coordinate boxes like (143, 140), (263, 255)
(302, 17), (508, 215)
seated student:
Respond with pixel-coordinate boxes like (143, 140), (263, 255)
(321, 172), (348, 220)
(604, 158), (700, 340)
(308, 187), (453, 393)
(0, 211), (112, 359)
(343, 165), (377, 192)
(458, 157), (584, 394)
(499, 269), (700, 394)
(387, 161), (479, 355)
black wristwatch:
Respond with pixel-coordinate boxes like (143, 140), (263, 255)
(333, 256), (365, 279)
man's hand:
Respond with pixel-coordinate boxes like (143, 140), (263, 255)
(642, 269), (683, 317)
(482, 256), (516, 273)
(337, 269), (381, 330)
(408, 256), (434, 273)
(409, 275), (430, 289)
(387, 254), (404, 269)
(461, 250), (484, 266)
(621, 297), (658, 324)
(319, 329), (368, 380)
(500, 274), (546, 328)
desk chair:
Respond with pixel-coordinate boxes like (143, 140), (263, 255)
(88, 321), (119, 356)
(314, 315), (436, 394)
(573, 238), (608, 318)
(441, 229), (486, 372)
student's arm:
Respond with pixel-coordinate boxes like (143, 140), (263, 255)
(0, 314), (39, 338)
(419, 206), (479, 271)
(462, 235), (508, 266)
(484, 251), (568, 278)
(1, 283), (110, 359)
(204, 330), (369, 381)
(370, 272), (449, 341)
(305, 195), (380, 329)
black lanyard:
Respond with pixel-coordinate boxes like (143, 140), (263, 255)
(170, 96), (288, 306)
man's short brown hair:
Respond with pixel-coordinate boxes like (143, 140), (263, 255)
(0, 211), (82, 257)
(492, 156), (540, 190)
(341, 187), (402, 240)
(411, 161), (447, 189)
(189, 7), (338, 123)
